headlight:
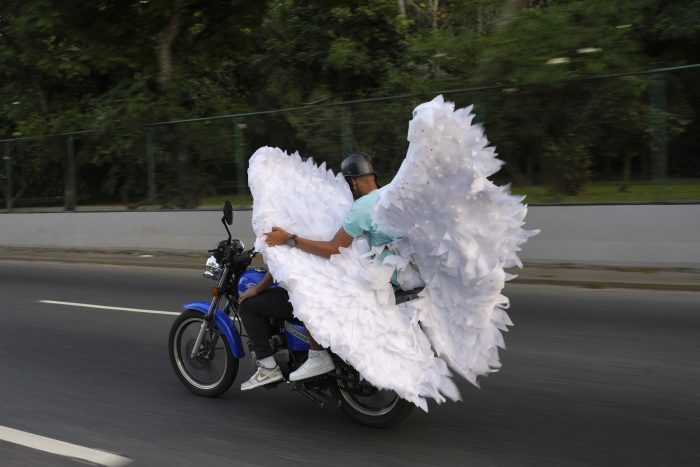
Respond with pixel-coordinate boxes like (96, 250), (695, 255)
(203, 255), (222, 280)
(233, 239), (245, 252)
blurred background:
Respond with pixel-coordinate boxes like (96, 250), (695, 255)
(1, 0), (698, 211)
(1, 4), (699, 466)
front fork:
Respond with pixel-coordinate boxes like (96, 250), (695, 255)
(190, 265), (230, 359)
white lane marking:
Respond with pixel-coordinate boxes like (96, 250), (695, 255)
(0, 425), (132, 467)
(39, 300), (179, 316)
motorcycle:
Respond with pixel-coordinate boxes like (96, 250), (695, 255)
(168, 201), (414, 427)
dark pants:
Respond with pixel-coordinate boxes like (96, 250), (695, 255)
(238, 288), (294, 359)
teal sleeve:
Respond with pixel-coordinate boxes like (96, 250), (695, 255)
(343, 198), (373, 238)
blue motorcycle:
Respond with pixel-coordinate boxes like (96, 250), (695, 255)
(168, 202), (414, 427)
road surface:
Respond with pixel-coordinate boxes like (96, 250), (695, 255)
(0, 261), (698, 466)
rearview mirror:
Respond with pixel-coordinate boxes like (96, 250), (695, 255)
(223, 201), (233, 225)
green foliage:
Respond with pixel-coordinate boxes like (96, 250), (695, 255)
(257, 0), (408, 102)
(1, 0), (268, 208)
(477, 0), (651, 83)
(473, 0), (697, 195)
(0, 0), (698, 209)
(542, 138), (591, 197)
(513, 179), (700, 204)
(638, 0), (700, 64)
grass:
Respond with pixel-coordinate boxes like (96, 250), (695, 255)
(201, 179), (700, 208)
(9, 179), (696, 212)
(512, 179), (700, 204)
(199, 195), (254, 208)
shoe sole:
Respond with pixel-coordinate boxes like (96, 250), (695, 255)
(240, 375), (284, 391)
(289, 366), (335, 382)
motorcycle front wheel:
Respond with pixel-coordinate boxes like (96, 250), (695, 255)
(336, 368), (413, 428)
(169, 310), (239, 397)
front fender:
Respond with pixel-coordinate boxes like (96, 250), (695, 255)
(183, 301), (245, 359)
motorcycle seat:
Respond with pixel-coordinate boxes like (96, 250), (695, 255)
(394, 287), (423, 305)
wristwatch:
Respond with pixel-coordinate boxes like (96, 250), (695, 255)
(287, 234), (297, 248)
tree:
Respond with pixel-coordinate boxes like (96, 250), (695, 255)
(0, 0), (268, 208)
(247, 1), (412, 172)
(471, 0), (683, 197)
(1, 0), (697, 208)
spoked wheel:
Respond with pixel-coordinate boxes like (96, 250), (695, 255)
(169, 310), (238, 397)
(336, 365), (413, 428)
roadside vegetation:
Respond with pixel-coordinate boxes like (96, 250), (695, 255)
(200, 178), (700, 210)
(1, 0), (698, 210)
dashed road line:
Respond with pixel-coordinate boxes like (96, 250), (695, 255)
(39, 300), (179, 316)
(0, 425), (132, 467)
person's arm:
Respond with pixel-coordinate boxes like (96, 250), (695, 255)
(238, 270), (274, 303)
(264, 226), (353, 257)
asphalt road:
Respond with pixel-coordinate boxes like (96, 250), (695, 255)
(0, 260), (698, 466)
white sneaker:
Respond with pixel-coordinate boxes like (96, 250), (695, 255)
(289, 350), (335, 382)
(241, 364), (283, 391)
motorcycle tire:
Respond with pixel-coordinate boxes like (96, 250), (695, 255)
(169, 310), (239, 397)
(337, 383), (413, 428)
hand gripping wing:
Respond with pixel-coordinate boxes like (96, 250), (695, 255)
(247, 147), (459, 411)
(372, 96), (539, 386)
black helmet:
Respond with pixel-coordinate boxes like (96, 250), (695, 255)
(341, 152), (375, 179)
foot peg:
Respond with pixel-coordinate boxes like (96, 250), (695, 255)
(293, 384), (330, 408)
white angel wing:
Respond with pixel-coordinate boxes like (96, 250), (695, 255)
(247, 147), (459, 411)
(373, 95), (539, 385)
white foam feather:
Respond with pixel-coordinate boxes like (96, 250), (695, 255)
(373, 95), (539, 385)
(248, 146), (459, 411)
(247, 96), (538, 409)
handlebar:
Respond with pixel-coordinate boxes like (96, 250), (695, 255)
(208, 237), (255, 266)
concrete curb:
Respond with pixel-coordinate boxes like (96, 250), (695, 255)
(512, 278), (700, 292)
(509, 262), (700, 292)
(1, 247), (697, 292)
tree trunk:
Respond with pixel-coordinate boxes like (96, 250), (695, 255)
(64, 136), (76, 211)
(477, 6), (484, 35)
(158, 0), (195, 208)
(405, 0), (439, 29)
(494, 0), (527, 30)
(620, 153), (632, 192)
(397, 0), (406, 16)
(35, 83), (49, 115)
(174, 145), (197, 208)
(430, 0), (439, 30)
(158, 0), (183, 85)
(526, 154), (534, 182)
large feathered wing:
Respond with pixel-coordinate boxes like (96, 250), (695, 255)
(372, 95), (539, 385)
(247, 147), (459, 411)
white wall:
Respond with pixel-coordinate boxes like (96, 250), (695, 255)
(1, 205), (698, 267)
(0, 210), (256, 254)
(520, 205), (700, 267)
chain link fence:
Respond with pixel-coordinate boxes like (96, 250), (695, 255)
(2, 65), (699, 212)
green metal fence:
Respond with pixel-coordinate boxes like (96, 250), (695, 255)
(2, 65), (699, 211)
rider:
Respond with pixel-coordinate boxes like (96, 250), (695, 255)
(262, 152), (400, 383)
(240, 153), (383, 390)
(237, 271), (293, 390)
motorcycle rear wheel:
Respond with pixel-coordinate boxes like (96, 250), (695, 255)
(169, 310), (239, 397)
(337, 370), (413, 428)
